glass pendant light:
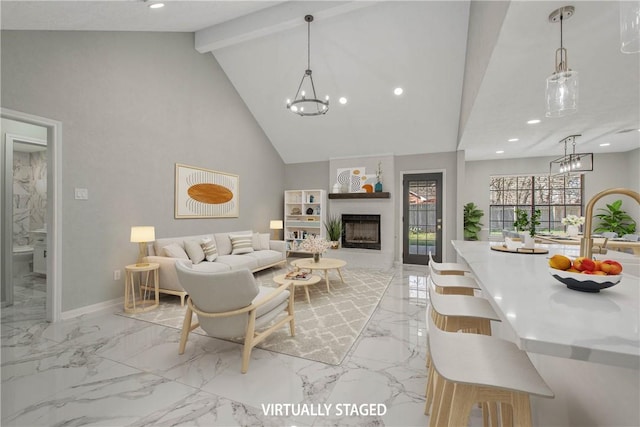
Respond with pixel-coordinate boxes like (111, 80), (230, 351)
(620, 0), (640, 53)
(545, 6), (578, 118)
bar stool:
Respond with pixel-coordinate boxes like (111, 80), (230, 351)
(427, 311), (554, 427)
(425, 283), (502, 419)
(429, 264), (479, 296)
(429, 252), (471, 275)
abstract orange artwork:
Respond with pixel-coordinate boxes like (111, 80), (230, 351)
(175, 163), (239, 218)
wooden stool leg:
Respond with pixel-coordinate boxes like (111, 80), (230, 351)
(500, 402), (514, 427)
(435, 378), (455, 427)
(429, 371), (444, 427)
(425, 358), (434, 415)
(511, 393), (533, 427)
(447, 383), (476, 427)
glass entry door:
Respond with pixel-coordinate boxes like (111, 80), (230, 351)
(403, 173), (442, 264)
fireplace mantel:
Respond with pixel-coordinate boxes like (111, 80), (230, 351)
(328, 192), (390, 199)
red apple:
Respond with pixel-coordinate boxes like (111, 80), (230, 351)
(573, 257), (596, 272)
(600, 260), (623, 275)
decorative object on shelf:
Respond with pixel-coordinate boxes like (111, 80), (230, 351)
(306, 207), (314, 215)
(375, 161), (383, 192)
(350, 168), (365, 192)
(324, 214), (343, 249)
(463, 202), (484, 241)
(362, 184), (373, 193)
(314, 206), (321, 215)
(291, 207), (302, 215)
(175, 163), (238, 218)
(549, 135), (593, 175)
(285, 15), (329, 116)
(593, 199), (637, 236)
(336, 168), (351, 191)
(332, 182), (342, 193)
(545, 5), (578, 118)
(269, 220), (283, 240)
(300, 235), (331, 261)
(309, 194), (314, 203)
(130, 226), (155, 266)
(620, 0), (640, 53)
(561, 214), (584, 236)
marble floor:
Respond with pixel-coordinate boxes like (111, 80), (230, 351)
(1, 266), (481, 426)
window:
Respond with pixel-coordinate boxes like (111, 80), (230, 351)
(489, 174), (583, 237)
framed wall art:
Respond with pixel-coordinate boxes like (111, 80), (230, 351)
(175, 163), (239, 218)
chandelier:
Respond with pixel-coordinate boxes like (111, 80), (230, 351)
(620, 0), (640, 53)
(549, 135), (593, 175)
(286, 15), (329, 116)
(545, 6), (578, 118)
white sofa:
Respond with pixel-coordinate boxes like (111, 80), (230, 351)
(144, 231), (286, 305)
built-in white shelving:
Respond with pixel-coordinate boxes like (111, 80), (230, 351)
(284, 189), (326, 252)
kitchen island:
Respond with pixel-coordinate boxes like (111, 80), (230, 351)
(451, 240), (639, 426)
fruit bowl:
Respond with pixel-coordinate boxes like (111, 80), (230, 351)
(548, 268), (622, 293)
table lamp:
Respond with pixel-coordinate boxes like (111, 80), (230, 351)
(270, 220), (283, 240)
(130, 226), (155, 266)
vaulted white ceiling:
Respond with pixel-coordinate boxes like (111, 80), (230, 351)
(2, 1), (639, 164)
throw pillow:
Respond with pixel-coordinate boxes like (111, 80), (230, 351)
(163, 243), (189, 260)
(230, 233), (254, 255)
(259, 233), (270, 250)
(252, 232), (262, 251)
(200, 237), (218, 262)
(184, 240), (205, 264)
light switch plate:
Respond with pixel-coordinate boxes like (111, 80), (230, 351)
(75, 188), (89, 200)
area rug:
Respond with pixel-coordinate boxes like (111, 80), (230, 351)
(117, 267), (394, 365)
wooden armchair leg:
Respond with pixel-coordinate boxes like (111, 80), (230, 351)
(179, 305), (193, 355)
(241, 310), (257, 374)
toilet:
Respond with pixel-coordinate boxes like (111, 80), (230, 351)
(13, 245), (34, 277)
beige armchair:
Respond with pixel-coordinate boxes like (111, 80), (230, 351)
(175, 260), (295, 373)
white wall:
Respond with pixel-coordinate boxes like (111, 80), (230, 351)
(1, 31), (285, 312)
(463, 150), (640, 235)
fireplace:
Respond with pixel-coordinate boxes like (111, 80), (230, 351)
(341, 214), (381, 250)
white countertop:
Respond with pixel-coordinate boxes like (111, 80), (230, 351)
(451, 240), (640, 369)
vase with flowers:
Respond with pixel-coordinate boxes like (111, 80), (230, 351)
(561, 214), (585, 237)
(374, 161), (383, 192)
(300, 235), (331, 262)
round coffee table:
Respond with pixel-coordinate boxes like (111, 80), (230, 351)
(273, 273), (321, 304)
(290, 258), (347, 293)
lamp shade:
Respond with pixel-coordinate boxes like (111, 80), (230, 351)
(545, 70), (578, 117)
(270, 220), (283, 230)
(130, 226), (155, 243)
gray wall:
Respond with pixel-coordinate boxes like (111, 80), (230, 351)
(284, 161), (329, 191)
(1, 31), (285, 312)
(463, 150), (640, 235)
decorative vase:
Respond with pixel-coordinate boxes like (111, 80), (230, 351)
(332, 182), (342, 193)
(313, 253), (320, 262)
(330, 241), (339, 249)
(374, 181), (383, 192)
(566, 225), (579, 237)
(523, 235), (535, 249)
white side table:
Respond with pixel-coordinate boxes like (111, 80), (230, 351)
(124, 263), (160, 313)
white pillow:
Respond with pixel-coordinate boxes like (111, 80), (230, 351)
(200, 237), (218, 262)
(230, 233), (254, 255)
(252, 232), (262, 250)
(184, 240), (205, 264)
(163, 243), (189, 259)
(259, 233), (270, 250)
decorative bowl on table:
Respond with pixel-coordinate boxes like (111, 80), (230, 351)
(548, 268), (622, 293)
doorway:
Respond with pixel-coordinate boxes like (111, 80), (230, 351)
(1, 109), (62, 322)
(402, 172), (443, 265)
(4, 134), (47, 311)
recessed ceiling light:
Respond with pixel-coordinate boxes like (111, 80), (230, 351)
(527, 119), (541, 124)
(599, 143), (611, 146)
(508, 138), (519, 142)
(496, 150), (505, 154)
(339, 97), (348, 105)
(394, 87), (403, 96)
(148, 2), (164, 9)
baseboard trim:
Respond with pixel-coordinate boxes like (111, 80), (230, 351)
(61, 297), (123, 320)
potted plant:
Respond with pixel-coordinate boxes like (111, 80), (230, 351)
(593, 199), (637, 236)
(324, 214), (343, 249)
(513, 208), (530, 234)
(463, 202), (484, 241)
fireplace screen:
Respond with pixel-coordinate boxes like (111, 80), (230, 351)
(342, 214), (381, 250)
